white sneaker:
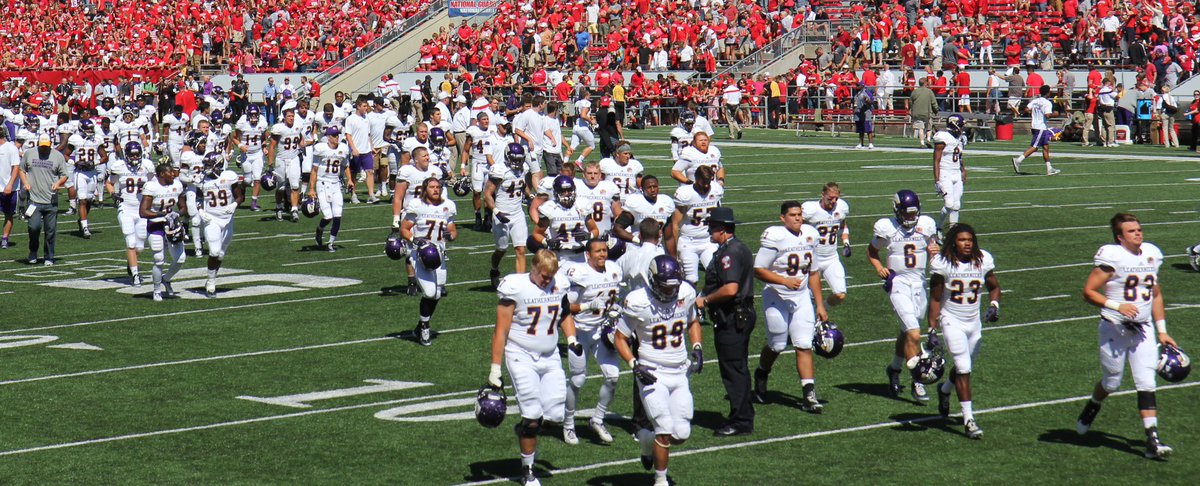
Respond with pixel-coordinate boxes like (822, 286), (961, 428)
(350, 194), (361, 204)
(911, 382), (929, 401)
(868, 143), (875, 149)
(132, 275), (142, 287)
(590, 420), (614, 444)
(1047, 168), (1061, 176)
(654, 476), (669, 486)
(1187, 245), (1200, 272)
(1011, 156), (1022, 173)
(205, 278), (216, 298)
(152, 291), (163, 302)
(855, 144), (864, 149)
(563, 427), (579, 445)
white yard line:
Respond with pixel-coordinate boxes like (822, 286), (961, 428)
(1030, 294), (1071, 301)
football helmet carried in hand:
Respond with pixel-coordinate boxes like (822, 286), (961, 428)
(164, 213), (185, 243)
(385, 237), (410, 260)
(452, 177), (472, 197)
(606, 237), (626, 261)
(910, 330), (946, 385)
(892, 189), (921, 228)
(414, 238), (443, 269)
(300, 196), (319, 218)
(813, 321), (845, 358)
(1157, 344), (1192, 383)
(475, 385), (507, 428)
(260, 173), (278, 191)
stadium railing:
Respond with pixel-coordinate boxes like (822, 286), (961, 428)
(311, 0), (447, 87)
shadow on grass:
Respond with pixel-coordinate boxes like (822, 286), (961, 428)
(1038, 428), (1144, 457)
(463, 457), (559, 484)
(1169, 263), (1195, 272)
(887, 412), (956, 435)
(586, 472), (656, 486)
(834, 382), (922, 405)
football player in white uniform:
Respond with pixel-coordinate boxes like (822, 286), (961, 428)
(1077, 213), (1179, 459)
(179, 130), (209, 257)
(868, 189), (940, 402)
(928, 223), (1001, 439)
(484, 143), (530, 288)
(752, 200), (828, 412)
(613, 175), (675, 245)
(575, 161), (621, 238)
(232, 106), (269, 211)
(486, 250), (580, 486)
(565, 95), (595, 168)
(614, 255), (703, 486)
(528, 158), (582, 228)
(401, 177), (458, 346)
(671, 132), (725, 186)
(533, 175), (597, 265)
(669, 111), (697, 165)
(427, 127), (455, 180)
(668, 165), (723, 284)
(597, 142), (643, 201)
(267, 108), (308, 222)
(64, 119), (106, 238)
(932, 115), (967, 234)
(392, 146), (446, 295)
(112, 109), (149, 155)
(562, 238), (624, 445)
(162, 105), (191, 165)
(802, 183), (852, 306)
(105, 141), (154, 286)
(618, 219), (667, 292)
(309, 126), (349, 251)
(293, 100), (318, 195)
(196, 152), (245, 298)
(462, 112), (495, 230)
(139, 163), (186, 302)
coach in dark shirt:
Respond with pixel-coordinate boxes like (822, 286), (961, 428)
(696, 207), (756, 436)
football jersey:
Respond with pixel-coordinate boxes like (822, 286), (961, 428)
(113, 119), (147, 146)
(198, 170), (242, 218)
(163, 113), (191, 145)
(397, 164), (446, 206)
(15, 129), (38, 155)
(618, 285), (698, 367)
(312, 141), (350, 183)
(37, 115), (58, 140)
(573, 99), (592, 127)
(673, 145), (722, 184)
(598, 157), (644, 199)
(622, 193), (676, 236)
(871, 216), (939, 279)
(295, 111), (316, 138)
(404, 198), (458, 247)
(313, 113), (344, 134)
(930, 251), (996, 321)
(672, 183), (724, 239)
(178, 150), (205, 184)
(669, 126), (693, 161)
(68, 132), (105, 169)
(270, 122), (305, 160)
(576, 180), (620, 235)
(428, 146), (454, 175)
(933, 130), (965, 174)
(235, 117), (269, 154)
(142, 177), (184, 222)
(538, 199), (590, 245)
(497, 273), (571, 355)
(755, 225), (821, 297)
(564, 260), (624, 329)
(487, 163), (526, 215)
(107, 158), (155, 211)
(465, 126), (493, 166)
(802, 199), (850, 257)
(401, 136), (430, 161)
(97, 105), (121, 122)
(1029, 97), (1052, 130)
(1094, 243), (1163, 324)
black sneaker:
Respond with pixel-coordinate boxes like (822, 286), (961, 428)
(752, 368), (769, 404)
(1076, 400), (1102, 435)
(640, 454), (654, 471)
(937, 384), (951, 418)
(885, 366), (902, 398)
(314, 229), (323, 248)
(416, 322), (432, 346)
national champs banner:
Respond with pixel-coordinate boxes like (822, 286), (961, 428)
(449, 0), (498, 17)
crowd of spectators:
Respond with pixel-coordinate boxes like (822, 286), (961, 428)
(0, 0), (436, 73)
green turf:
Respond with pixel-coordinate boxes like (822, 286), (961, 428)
(2, 127), (1198, 484)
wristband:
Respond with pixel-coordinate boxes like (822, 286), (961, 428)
(567, 336), (578, 347)
(392, 214), (401, 227)
(989, 300), (999, 309)
(628, 359), (638, 369)
(1156, 320), (1167, 334)
(1104, 300), (1122, 311)
(692, 343), (702, 351)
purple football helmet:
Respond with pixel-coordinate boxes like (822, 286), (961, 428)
(552, 175), (576, 207)
(202, 152), (225, 178)
(475, 385), (508, 428)
(452, 177), (471, 197)
(648, 255), (683, 303)
(79, 118), (95, 136)
(124, 141), (143, 160)
(813, 321), (845, 359)
(911, 331), (946, 385)
(210, 110), (225, 127)
(186, 131), (207, 150)
(259, 173), (278, 191)
(429, 127), (447, 149)
(247, 105), (261, 122)
(606, 238), (626, 261)
(945, 114), (965, 136)
(385, 237), (409, 260)
(892, 189), (921, 228)
(415, 238), (443, 269)
(680, 111), (696, 130)
(1157, 344), (1192, 383)
(300, 196), (319, 218)
(505, 143), (526, 172)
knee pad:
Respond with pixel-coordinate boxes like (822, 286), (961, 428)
(569, 372), (587, 389)
(209, 249), (225, 260)
(1137, 391), (1157, 411)
(673, 425), (691, 443)
(1101, 375), (1122, 393)
(945, 200), (960, 211)
(517, 418), (541, 438)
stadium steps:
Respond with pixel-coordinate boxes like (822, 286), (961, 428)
(730, 22), (832, 78)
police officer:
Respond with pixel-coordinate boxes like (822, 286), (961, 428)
(696, 206), (756, 436)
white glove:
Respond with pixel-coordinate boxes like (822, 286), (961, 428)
(487, 363), (503, 388)
(935, 182), (945, 197)
(583, 299), (607, 312)
(198, 210), (213, 223)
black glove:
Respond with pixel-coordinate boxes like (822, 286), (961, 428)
(633, 360), (657, 386)
(547, 237), (563, 251)
(985, 302), (1000, 323)
(571, 227), (591, 243)
(927, 328), (942, 350)
(842, 243), (852, 258)
(495, 212), (510, 224)
(689, 345), (703, 374)
(568, 340), (584, 356)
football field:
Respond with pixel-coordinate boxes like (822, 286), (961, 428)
(2, 128), (1199, 484)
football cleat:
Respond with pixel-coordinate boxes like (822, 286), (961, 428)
(640, 455), (654, 471)
(964, 419), (983, 440)
(563, 426), (579, 445)
(885, 366), (902, 398)
(131, 275), (142, 287)
(315, 229), (324, 249)
(590, 420), (614, 444)
(911, 382), (930, 402)
(937, 385), (951, 418)
(654, 476), (669, 486)
(416, 322), (432, 346)
(1156, 344), (1191, 383)
(81, 227), (92, 239)
(1047, 168), (1061, 176)
(1145, 427), (1173, 460)
(1076, 400), (1102, 435)
(290, 210), (300, 223)
(327, 236), (337, 252)
(275, 209), (284, 221)
(520, 466), (541, 486)
(1011, 156), (1022, 173)
(152, 291), (163, 302)
(801, 388), (823, 414)
(1187, 245), (1200, 272)
(162, 281), (175, 298)
(752, 368), (769, 404)
(205, 278), (216, 299)
(490, 268), (501, 289)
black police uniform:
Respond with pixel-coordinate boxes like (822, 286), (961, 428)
(704, 232), (756, 434)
